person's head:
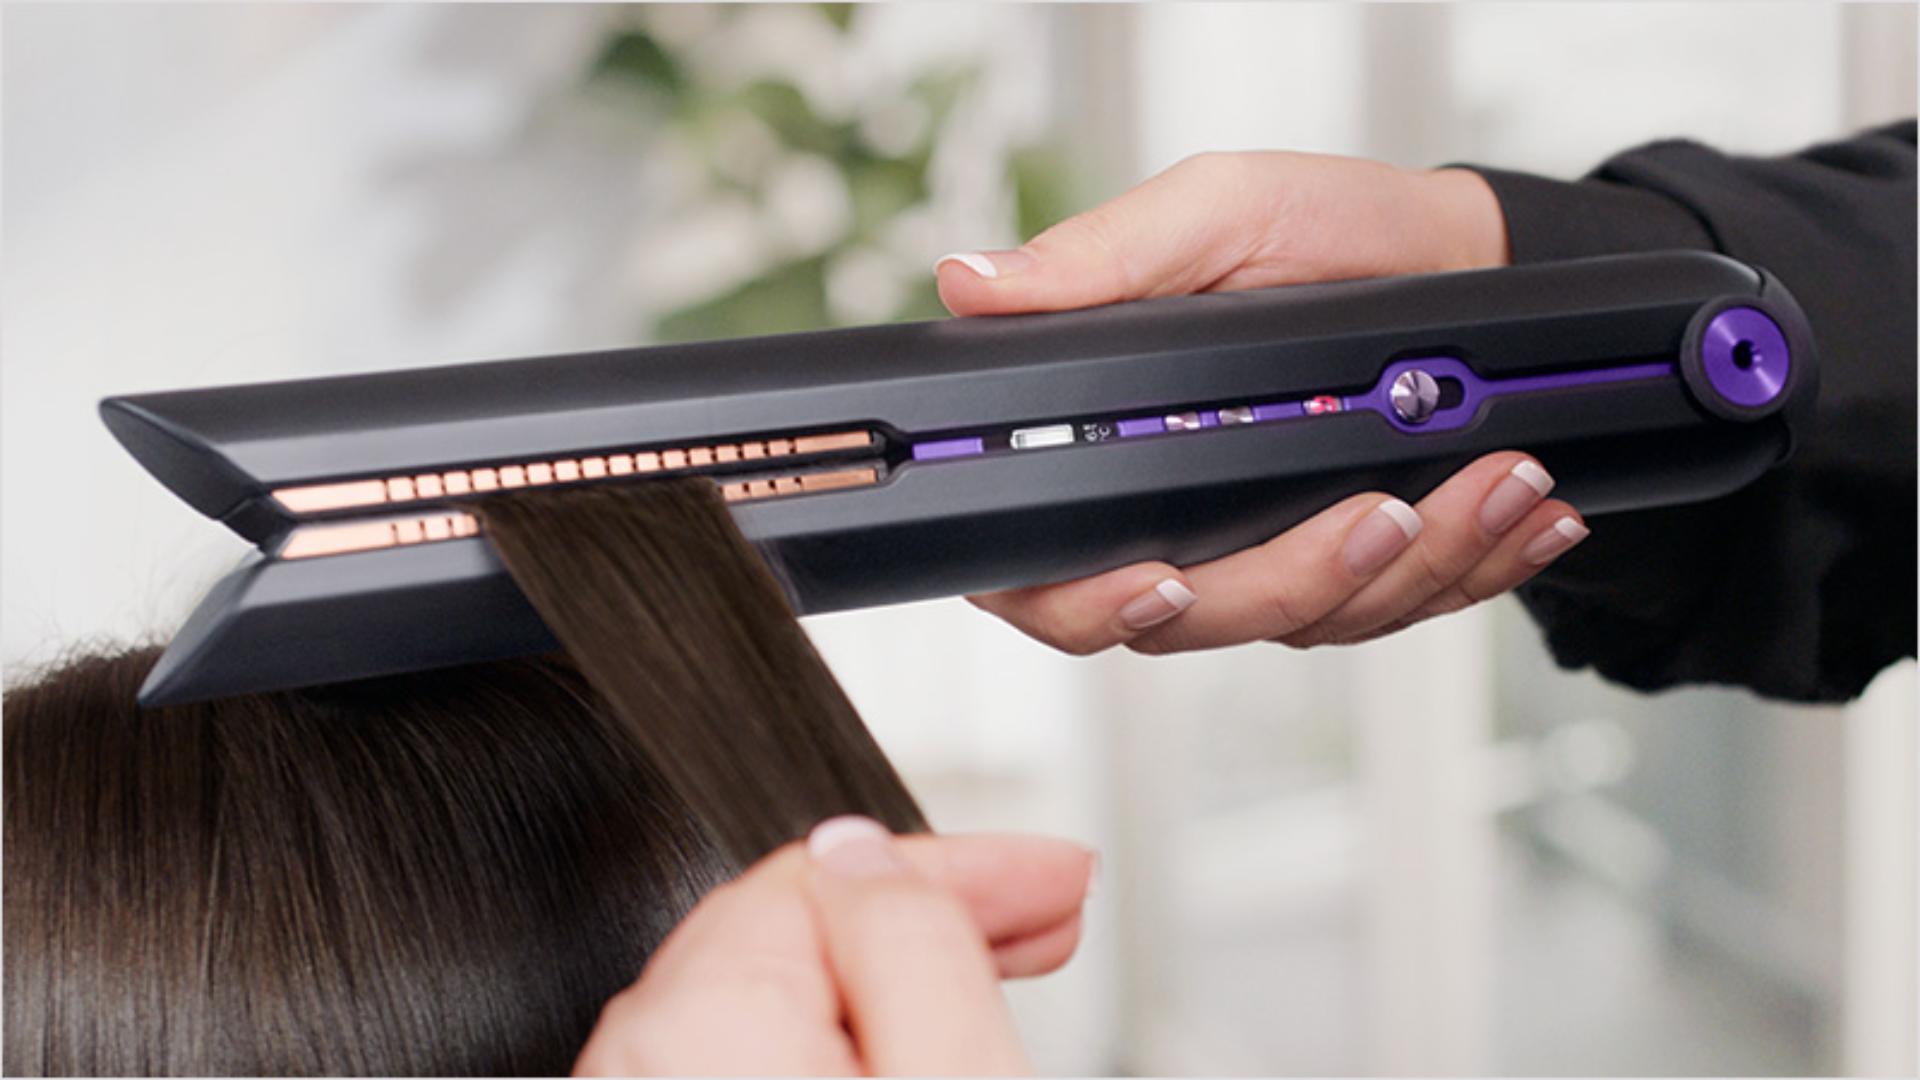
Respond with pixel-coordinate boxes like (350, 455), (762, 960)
(3, 647), (727, 1076)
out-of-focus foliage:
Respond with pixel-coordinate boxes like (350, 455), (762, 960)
(585, 5), (1074, 340)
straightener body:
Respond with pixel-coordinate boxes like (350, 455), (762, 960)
(104, 251), (1817, 704)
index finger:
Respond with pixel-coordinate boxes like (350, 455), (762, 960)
(936, 152), (1281, 316)
(575, 833), (1096, 1074)
(576, 846), (851, 1076)
(807, 818), (1030, 1075)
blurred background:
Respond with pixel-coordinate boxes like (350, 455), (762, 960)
(4, 4), (1916, 1075)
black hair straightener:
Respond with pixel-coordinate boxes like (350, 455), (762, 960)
(105, 251), (1815, 705)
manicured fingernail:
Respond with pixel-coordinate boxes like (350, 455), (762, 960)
(934, 249), (1037, 280)
(1479, 459), (1555, 535)
(1119, 578), (1197, 630)
(808, 815), (907, 878)
(1522, 516), (1590, 565)
(1343, 497), (1423, 575)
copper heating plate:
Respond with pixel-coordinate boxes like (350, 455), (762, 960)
(273, 430), (876, 515)
(278, 466), (881, 560)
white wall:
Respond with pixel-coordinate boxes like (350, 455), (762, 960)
(4, 6), (626, 668)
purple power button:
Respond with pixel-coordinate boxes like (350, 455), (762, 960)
(1700, 307), (1791, 409)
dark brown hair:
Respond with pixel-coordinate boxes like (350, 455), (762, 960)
(4, 650), (724, 1075)
(4, 479), (925, 1075)
(478, 480), (925, 865)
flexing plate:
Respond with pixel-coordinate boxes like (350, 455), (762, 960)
(273, 431), (876, 515)
(276, 466), (883, 560)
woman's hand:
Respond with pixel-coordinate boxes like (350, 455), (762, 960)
(573, 817), (1095, 1076)
(936, 151), (1590, 655)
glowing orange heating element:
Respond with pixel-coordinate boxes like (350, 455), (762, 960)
(280, 512), (481, 560)
(278, 466), (881, 561)
(271, 430), (876, 515)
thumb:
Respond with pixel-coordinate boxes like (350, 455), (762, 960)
(805, 816), (1030, 1076)
(937, 152), (1268, 316)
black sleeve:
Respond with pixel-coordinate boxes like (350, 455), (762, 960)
(1466, 121), (1916, 703)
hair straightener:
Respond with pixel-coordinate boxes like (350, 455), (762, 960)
(105, 251), (1815, 705)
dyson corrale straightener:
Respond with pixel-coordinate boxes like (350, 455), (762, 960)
(105, 251), (1816, 705)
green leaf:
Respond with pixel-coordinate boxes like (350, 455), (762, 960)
(736, 80), (853, 159)
(893, 276), (949, 323)
(816, 3), (857, 32)
(845, 158), (927, 240)
(588, 30), (686, 96)
(1010, 144), (1078, 243)
(656, 257), (832, 341)
(908, 66), (978, 124)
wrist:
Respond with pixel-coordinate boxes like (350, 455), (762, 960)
(1417, 167), (1511, 271)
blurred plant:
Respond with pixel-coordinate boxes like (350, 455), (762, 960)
(584, 4), (1076, 341)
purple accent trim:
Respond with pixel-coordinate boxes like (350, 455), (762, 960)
(1252, 402), (1304, 422)
(911, 357), (1678, 463)
(1351, 357), (1675, 434)
(912, 436), (985, 461)
(1700, 307), (1790, 408)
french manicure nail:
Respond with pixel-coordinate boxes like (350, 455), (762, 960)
(1522, 516), (1590, 565)
(1343, 498), (1423, 575)
(1119, 578), (1197, 631)
(1479, 459), (1555, 535)
(808, 815), (906, 878)
(934, 249), (1036, 280)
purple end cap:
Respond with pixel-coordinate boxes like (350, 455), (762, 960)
(1699, 307), (1791, 409)
(1116, 417), (1166, 437)
(911, 436), (985, 461)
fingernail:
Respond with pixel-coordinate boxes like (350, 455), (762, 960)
(808, 815), (907, 878)
(1343, 497), (1422, 575)
(1479, 459), (1555, 535)
(1084, 849), (1103, 903)
(934, 249), (1037, 280)
(1119, 578), (1197, 631)
(1522, 516), (1590, 565)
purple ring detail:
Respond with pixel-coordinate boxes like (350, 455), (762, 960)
(1699, 307), (1790, 408)
(1116, 417), (1166, 438)
(1352, 357), (1676, 434)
